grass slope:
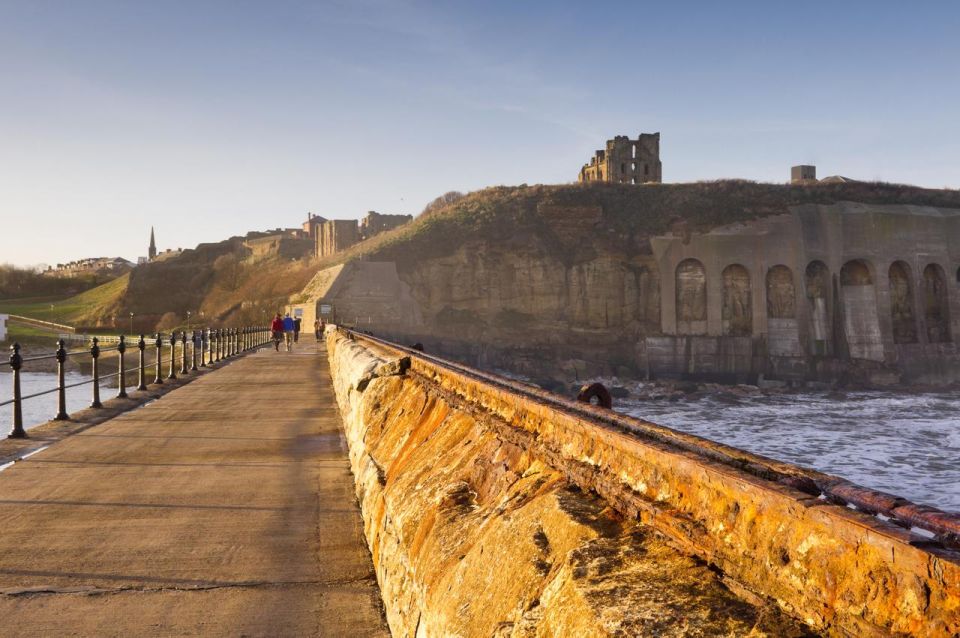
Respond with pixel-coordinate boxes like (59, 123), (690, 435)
(319, 180), (960, 270)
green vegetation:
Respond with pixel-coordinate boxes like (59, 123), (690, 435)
(0, 264), (105, 300)
(319, 180), (960, 271)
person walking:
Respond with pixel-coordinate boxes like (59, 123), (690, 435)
(282, 313), (296, 352)
(270, 313), (284, 351)
(293, 316), (302, 343)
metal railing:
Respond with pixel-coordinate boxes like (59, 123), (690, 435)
(2, 326), (272, 439)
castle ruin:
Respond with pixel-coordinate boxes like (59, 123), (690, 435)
(317, 211), (412, 258)
(579, 132), (662, 184)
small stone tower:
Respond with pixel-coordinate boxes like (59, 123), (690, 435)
(791, 165), (817, 184)
(148, 227), (157, 261)
(579, 133), (662, 184)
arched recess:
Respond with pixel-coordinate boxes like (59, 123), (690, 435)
(676, 258), (707, 335)
(721, 264), (751, 336)
(888, 261), (918, 344)
(840, 259), (884, 360)
(766, 265), (796, 318)
(923, 263), (951, 343)
(805, 261), (831, 354)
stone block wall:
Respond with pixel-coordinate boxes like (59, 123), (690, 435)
(327, 331), (960, 637)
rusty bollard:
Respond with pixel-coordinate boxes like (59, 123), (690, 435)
(576, 383), (613, 409)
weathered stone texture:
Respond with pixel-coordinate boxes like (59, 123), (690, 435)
(328, 335), (814, 637)
(328, 332), (960, 637)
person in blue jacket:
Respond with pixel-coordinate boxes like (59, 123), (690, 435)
(282, 313), (296, 352)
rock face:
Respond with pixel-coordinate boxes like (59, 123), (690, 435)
(305, 183), (960, 386)
(326, 331), (960, 637)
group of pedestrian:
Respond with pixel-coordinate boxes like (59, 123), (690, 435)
(269, 312), (326, 352)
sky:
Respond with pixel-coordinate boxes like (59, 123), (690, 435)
(1, 0), (959, 267)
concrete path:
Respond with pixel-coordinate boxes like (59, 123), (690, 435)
(0, 343), (388, 637)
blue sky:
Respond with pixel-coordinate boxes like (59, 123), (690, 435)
(1, 0), (958, 266)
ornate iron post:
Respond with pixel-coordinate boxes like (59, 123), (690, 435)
(91, 337), (102, 408)
(167, 331), (177, 380)
(191, 330), (198, 371)
(180, 330), (188, 375)
(215, 329), (222, 361)
(137, 334), (148, 390)
(154, 333), (164, 384)
(117, 334), (128, 398)
(200, 329), (208, 367)
(8, 343), (25, 438)
(55, 339), (69, 420)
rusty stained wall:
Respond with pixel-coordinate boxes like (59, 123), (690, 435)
(326, 332), (960, 637)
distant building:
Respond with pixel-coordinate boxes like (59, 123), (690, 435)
(302, 213), (328, 239)
(579, 133), (662, 184)
(791, 165), (817, 184)
(316, 211), (412, 258)
(148, 227), (157, 260)
(44, 257), (134, 279)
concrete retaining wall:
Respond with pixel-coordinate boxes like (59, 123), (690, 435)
(327, 331), (959, 637)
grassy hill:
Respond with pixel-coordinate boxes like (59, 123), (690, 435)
(320, 180), (960, 271)
(3, 234), (318, 333)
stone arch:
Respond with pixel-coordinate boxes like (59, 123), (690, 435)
(923, 263), (951, 343)
(840, 259), (883, 360)
(676, 258), (706, 335)
(721, 264), (751, 336)
(888, 261), (917, 344)
(766, 265), (796, 318)
(840, 259), (872, 286)
(805, 261), (831, 354)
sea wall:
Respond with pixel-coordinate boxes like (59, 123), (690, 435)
(327, 330), (960, 637)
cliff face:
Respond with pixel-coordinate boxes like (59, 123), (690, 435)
(309, 182), (960, 384)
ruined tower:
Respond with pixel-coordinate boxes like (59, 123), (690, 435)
(148, 227), (157, 261)
(579, 132), (662, 184)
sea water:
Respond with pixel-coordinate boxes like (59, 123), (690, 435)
(619, 390), (960, 513)
(0, 371), (93, 433)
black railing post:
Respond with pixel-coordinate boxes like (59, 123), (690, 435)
(180, 331), (189, 375)
(232, 328), (237, 356)
(54, 339), (69, 420)
(154, 333), (164, 384)
(200, 329), (208, 367)
(90, 337), (102, 408)
(216, 329), (222, 362)
(167, 331), (177, 380)
(210, 329), (217, 363)
(8, 343), (25, 438)
(137, 334), (148, 390)
(117, 335), (128, 398)
(191, 330), (198, 371)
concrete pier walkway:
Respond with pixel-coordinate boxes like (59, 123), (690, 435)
(0, 343), (388, 637)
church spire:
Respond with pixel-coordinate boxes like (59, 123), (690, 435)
(148, 227), (157, 260)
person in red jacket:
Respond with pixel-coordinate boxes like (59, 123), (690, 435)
(270, 313), (284, 351)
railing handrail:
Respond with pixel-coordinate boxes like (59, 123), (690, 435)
(3, 326), (272, 439)
(6, 314), (76, 333)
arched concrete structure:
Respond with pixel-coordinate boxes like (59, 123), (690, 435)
(923, 263), (951, 343)
(805, 261), (831, 355)
(676, 258), (707, 335)
(721, 264), (751, 336)
(888, 261), (918, 344)
(840, 259), (884, 361)
(766, 265), (802, 356)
